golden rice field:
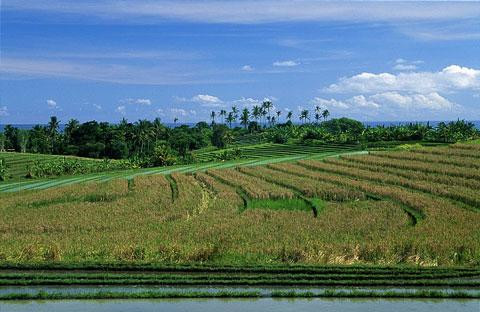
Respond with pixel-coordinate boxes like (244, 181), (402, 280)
(0, 143), (479, 266)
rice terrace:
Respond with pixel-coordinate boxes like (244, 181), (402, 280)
(2, 1), (480, 311)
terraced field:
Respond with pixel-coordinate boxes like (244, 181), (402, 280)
(194, 142), (360, 162)
(0, 143), (479, 299)
(0, 152), (105, 181)
(0, 146), (365, 193)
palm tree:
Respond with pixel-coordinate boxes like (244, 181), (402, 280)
(240, 108), (250, 129)
(219, 109), (227, 124)
(315, 113), (321, 124)
(226, 112), (235, 128)
(271, 116), (276, 125)
(286, 111), (293, 122)
(262, 100), (273, 125)
(252, 105), (261, 122)
(64, 119), (79, 144)
(210, 111), (216, 124)
(47, 116), (60, 153)
(322, 109), (330, 121)
(173, 117), (178, 125)
(277, 111), (282, 119)
(300, 110), (310, 124)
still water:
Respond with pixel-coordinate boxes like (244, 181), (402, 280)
(1, 298), (479, 312)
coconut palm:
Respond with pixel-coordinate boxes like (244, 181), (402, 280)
(240, 108), (250, 129)
(322, 109), (330, 121)
(286, 111), (293, 121)
(300, 110), (310, 124)
(210, 111), (216, 124)
(276, 110), (281, 122)
(219, 109), (227, 124)
(252, 105), (261, 122)
(226, 112), (235, 128)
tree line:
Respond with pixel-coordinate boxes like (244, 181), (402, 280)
(1, 101), (478, 168)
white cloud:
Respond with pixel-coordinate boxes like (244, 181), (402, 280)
(393, 58), (423, 71)
(241, 65), (254, 71)
(325, 65), (480, 94)
(116, 105), (126, 115)
(46, 99), (59, 109)
(92, 104), (102, 111)
(371, 92), (454, 110)
(0, 106), (9, 117)
(393, 64), (417, 71)
(170, 108), (188, 116)
(311, 97), (349, 109)
(122, 98), (151, 105)
(349, 95), (381, 109)
(273, 60), (299, 67)
(312, 92), (454, 112)
(5, 1), (480, 24)
(191, 94), (223, 107)
(0, 58), (235, 85)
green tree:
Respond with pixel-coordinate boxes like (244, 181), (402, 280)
(211, 124), (232, 148)
(240, 108), (250, 129)
(286, 111), (293, 122)
(210, 111), (216, 124)
(0, 132), (5, 152)
(226, 112), (235, 128)
(252, 105), (261, 122)
(300, 110), (310, 124)
(322, 109), (330, 121)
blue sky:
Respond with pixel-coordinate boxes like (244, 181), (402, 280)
(1, 1), (480, 124)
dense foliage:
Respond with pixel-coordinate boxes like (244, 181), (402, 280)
(27, 158), (136, 178)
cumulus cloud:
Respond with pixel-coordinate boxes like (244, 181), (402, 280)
(273, 60), (299, 67)
(241, 65), (254, 71)
(325, 65), (480, 94)
(46, 99), (59, 109)
(311, 97), (349, 109)
(0, 106), (9, 117)
(116, 105), (126, 115)
(191, 94), (223, 107)
(122, 98), (152, 105)
(312, 92), (454, 112)
(370, 92), (454, 110)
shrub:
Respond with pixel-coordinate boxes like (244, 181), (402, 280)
(0, 158), (7, 181)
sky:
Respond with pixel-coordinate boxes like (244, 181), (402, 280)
(1, 1), (480, 124)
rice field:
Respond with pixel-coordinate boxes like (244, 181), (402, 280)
(0, 142), (478, 268)
(0, 142), (479, 299)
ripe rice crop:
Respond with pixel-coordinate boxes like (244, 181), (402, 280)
(303, 159), (480, 208)
(373, 150), (480, 169)
(413, 145), (480, 159)
(341, 154), (480, 180)
(326, 157), (480, 191)
(238, 166), (365, 201)
(206, 169), (294, 199)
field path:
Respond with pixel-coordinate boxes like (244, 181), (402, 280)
(0, 151), (367, 193)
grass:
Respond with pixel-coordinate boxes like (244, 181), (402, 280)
(247, 198), (312, 212)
